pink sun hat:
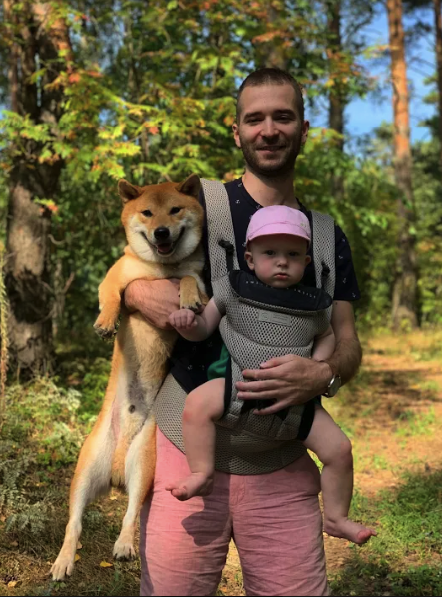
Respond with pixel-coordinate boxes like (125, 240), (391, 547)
(246, 205), (311, 246)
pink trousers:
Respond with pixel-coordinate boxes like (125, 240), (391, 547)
(140, 430), (329, 596)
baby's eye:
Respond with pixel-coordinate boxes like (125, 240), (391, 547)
(265, 250), (275, 256)
(289, 252), (300, 257)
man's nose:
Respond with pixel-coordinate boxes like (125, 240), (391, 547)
(261, 118), (278, 137)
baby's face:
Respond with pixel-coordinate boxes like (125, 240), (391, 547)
(245, 234), (311, 288)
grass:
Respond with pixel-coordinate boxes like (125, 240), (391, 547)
(331, 470), (442, 596)
(1, 328), (442, 596)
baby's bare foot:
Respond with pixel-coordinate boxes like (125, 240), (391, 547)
(165, 472), (214, 501)
(324, 518), (377, 545)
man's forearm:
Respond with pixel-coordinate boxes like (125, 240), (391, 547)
(323, 334), (362, 386)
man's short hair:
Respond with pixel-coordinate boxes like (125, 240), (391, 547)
(236, 68), (305, 123)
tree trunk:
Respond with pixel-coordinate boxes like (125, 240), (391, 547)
(327, 0), (345, 200)
(263, 6), (288, 70)
(3, 0), (72, 376)
(434, 0), (442, 174)
(386, 0), (418, 329)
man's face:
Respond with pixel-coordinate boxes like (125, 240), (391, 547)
(233, 84), (309, 178)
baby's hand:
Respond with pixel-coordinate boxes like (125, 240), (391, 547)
(169, 309), (197, 330)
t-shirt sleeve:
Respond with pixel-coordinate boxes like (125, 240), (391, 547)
(334, 224), (361, 301)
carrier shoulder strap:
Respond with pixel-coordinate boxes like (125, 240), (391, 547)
(310, 210), (336, 318)
(201, 179), (239, 280)
(201, 180), (336, 303)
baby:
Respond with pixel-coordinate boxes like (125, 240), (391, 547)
(166, 205), (376, 545)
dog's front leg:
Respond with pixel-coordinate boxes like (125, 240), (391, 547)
(113, 416), (157, 560)
(93, 259), (128, 338)
(179, 275), (203, 312)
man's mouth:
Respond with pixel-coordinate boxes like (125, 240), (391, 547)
(258, 146), (285, 152)
(141, 228), (185, 256)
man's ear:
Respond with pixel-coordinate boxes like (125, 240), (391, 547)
(232, 122), (241, 149)
(245, 250), (255, 270)
(176, 174), (201, 199)
(301, 120), (310, 145)
(118, 180), (143, 204)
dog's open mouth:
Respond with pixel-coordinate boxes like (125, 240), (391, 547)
(141, 228), (185, 256)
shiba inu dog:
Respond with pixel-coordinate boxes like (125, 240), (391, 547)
(51, 174), (207, 580)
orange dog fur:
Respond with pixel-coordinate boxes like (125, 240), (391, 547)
(51, 174), (206, 580)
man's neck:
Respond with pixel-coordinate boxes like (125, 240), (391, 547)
(242, 168), (300, 209)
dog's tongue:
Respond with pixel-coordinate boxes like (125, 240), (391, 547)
(157, 243), (173, 254)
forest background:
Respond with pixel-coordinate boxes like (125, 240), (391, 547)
(0, 1), (442, 596)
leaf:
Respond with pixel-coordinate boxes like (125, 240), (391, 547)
(75, 553), (81, 562)
(100, 561), (113, 568)
(8, 581), (18, 588)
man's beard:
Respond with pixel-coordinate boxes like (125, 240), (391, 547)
(239, 133), (302, 179)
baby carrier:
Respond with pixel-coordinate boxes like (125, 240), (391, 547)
(154, 180), (336, 474)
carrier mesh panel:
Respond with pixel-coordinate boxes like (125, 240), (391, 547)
(154, 180), (336, 474)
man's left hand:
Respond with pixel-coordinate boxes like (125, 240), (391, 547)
(236, 354), (332, 415)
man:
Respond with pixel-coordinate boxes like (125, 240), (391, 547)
(125, 68), (362, 596)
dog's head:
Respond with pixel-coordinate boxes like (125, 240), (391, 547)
(118, 174), (204, 264)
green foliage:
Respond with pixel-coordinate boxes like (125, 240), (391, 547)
(0, 0), (441, 343)
(0, 379), (84, 535)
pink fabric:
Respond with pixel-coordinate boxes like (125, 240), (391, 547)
(246, 205), (311, 245)
(140, 430), (329, 597)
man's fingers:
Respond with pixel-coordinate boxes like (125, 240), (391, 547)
(254, 399), (293, 416)
(237, 388), (283, 401)
(236, 379), (281, 394)
(241, 368), (279, 381)
(259, 354), (298, 368)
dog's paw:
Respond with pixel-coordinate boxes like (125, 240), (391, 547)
(51, 555), (74, 581)
(113, 539), (136, 561)
(181, 300), (202, 313)
(94, 322), (116, 339)
(94, 314), (118, 339)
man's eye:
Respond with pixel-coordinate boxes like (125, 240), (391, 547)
(170, 207), (182, 215)
(142, 209), (152, 217)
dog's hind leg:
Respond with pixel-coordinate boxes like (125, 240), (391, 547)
(113, 415), (156, 560)
(51, 412), (115, 580)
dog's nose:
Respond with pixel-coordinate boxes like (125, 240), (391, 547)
(154, 227), (170, 240)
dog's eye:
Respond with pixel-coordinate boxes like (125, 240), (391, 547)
(170, 207), (182, 215)
(142, 209), (152, 217)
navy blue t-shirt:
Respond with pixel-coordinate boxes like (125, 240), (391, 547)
(169, 178), (360, 393)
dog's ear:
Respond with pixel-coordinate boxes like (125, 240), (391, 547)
(176, 174), (201, 199)
(118, 179), (143, 204)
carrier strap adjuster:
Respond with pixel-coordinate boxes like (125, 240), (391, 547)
(219, 239), (235, 272)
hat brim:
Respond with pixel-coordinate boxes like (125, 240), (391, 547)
(247, 223), (311, 246)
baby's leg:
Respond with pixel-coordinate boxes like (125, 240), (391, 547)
(165, 378), (225, 501)
(304, 406), (376, 545)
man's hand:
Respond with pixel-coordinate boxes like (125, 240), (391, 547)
(124, 279), (180, 330)
(169, 309), (197, 331)
(236, 301), (362, 416)
(236, 354), (332, 415)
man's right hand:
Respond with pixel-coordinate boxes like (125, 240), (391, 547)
(124, 279), (180, 330)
